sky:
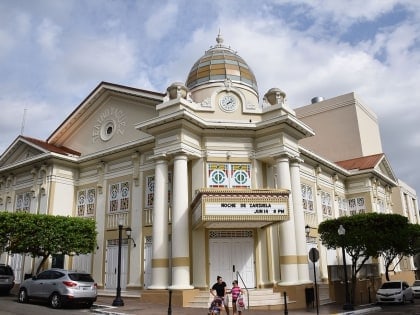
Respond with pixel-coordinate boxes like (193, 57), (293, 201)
(0, 0), (419, 197)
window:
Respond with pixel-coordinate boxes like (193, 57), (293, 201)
(376, 199), (385, 213)
(301, 184), (314, 212)
(146, 176), (154, 207)
(109, 181), (130, 213)
(207, 163), (251, 188)
(321, 191), (332, 216)
(77, 188), (96, 217)
(15, 192), (31, 212)
(338, 196), (348, 217)
(348, 197), (365, 215)
(145, 173), (173, 207)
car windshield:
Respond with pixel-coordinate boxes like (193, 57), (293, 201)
(68, 273), (94, 282)
(381, 282), (401, 289)
(414, 280), (420, 286)
(0, 266), (13, 275)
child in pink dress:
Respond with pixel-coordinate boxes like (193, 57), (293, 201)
(230, 280), (245, 315)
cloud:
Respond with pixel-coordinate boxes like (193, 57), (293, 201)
(0, 0), (419, 196)
(145, 2), (179, 41)
(36, 18), (62, 57)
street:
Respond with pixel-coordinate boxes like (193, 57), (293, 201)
(1, 292), (420, 315)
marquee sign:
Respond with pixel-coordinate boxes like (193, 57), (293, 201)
(206, 201), (287, 216)
(191, 189), (290, 227)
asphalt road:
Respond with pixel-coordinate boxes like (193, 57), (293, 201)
(1, 292), (420, 315)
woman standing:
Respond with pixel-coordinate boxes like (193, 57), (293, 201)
(230, 280), (245, 315)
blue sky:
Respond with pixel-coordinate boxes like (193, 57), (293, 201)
(1, 0), (419, 196)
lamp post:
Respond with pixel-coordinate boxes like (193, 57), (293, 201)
(112, 218), (124, 306)
(337, 224), (353, 311)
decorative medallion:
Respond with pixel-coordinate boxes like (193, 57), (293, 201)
(92, 107), (127, 143)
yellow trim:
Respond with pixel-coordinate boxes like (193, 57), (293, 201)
(152, 258), (169, 268)
(172, 257), (190, 267)
(279, 255), (308, 264)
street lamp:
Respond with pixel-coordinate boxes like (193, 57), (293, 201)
(125, 227), (137, 247)
(337, 224), (353, 311)
(112, 218), (125, 306)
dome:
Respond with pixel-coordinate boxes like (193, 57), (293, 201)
(186, 33), (258, 93)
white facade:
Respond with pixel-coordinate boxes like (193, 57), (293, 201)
(0, 35), (418, 308)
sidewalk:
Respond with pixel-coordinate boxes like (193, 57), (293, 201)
(92, 295), (382, 315)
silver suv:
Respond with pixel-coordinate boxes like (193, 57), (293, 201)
(0, 264), (15, 295)
(18, 268), (97, 309)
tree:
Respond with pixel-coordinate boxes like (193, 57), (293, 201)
(378, 221), (420, 281)
(0, 212), (97, 274)
(318, 213), (413, 303)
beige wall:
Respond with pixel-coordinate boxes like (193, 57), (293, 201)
(296, 92), (382, 162)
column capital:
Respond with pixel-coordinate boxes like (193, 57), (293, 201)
(275, 153), (292, 163)
(290, 156), (304, 165)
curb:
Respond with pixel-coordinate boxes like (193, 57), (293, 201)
(333, 306), (382, 315)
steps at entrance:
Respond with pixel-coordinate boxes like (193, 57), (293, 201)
(318, 283), (334, 305)
(187, 289), (286, 309)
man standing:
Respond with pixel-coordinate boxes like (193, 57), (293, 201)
(210, 275), (230, 315)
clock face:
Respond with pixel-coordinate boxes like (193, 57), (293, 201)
(219, 94), (237, 112)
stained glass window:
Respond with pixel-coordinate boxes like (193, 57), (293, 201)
(77, 188), (96, 217)
(338, 196), (348, 217)
(15, 192), (31, 212)
(301, 184), (314, 212)
(145, 173), (172, 207)
(108, 182), (130, 213)
(207, 163), (251, 188)
(348, 197), (365, 215)
(321, 191), (332, 216)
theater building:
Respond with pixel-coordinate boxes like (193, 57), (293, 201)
(0, 34), (418, 308)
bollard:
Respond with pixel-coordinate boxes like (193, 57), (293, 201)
(168, 289), (172, 315)
(283, 291), (288, 315)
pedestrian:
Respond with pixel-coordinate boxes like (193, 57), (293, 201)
(210, 275), (230, 315)
(230, 280), (245, 315)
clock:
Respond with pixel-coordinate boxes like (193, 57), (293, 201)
(219, 94), (237, 112)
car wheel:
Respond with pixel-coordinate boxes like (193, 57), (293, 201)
(17, 288), (28, 303)
(49, 292), (63, 309)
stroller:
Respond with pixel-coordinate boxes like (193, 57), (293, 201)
(208, 297), (223, 315)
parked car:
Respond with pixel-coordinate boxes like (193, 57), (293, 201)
(376, 280), (414, 304)
(0, 264), (15, 295)
(413, 280), (420, 298)
(17, 268), (97, 309)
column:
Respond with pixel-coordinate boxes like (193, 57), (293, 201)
(149, 158), (169, 289)
(276, 156), (299, 284)
(170, 154), (193, 289)
(290, 159), (310, 282)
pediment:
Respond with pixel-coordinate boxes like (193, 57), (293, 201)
(0, 136), (50, 168)
(374, 155), (398, 183)
(46, 82), (164, 157)
(335, 153), (398, 184)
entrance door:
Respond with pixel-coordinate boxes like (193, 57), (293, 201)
(209, 230), (255, 288)
(105, 240), (128, 289)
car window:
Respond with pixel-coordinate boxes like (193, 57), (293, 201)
(0, 266), (13, 275)
(51, 271), (64, 279)
(381, 282), (401, 289)
(68, 273), (94, 282)
(37, 271), (51, 280)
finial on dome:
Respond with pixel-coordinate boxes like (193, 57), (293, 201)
(216, 29), (223, 46)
